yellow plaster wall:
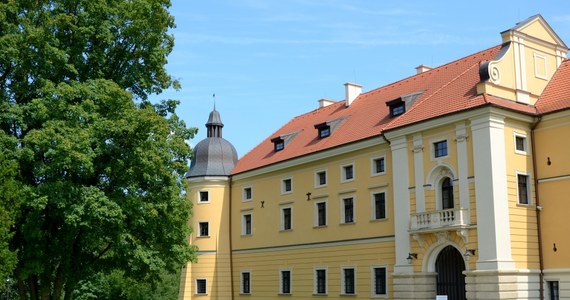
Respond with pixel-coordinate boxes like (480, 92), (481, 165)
(232, 240), (395, 299)
(231, 144), (394, 251)
(534, 112), (570, 269)
(504, 121), (540, 270)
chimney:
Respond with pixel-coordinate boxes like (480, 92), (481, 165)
(318, 98), (336, 108)
(415, 64), (433, 74)
(344, 82), (362, 107)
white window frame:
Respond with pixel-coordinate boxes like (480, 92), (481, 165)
(431, 138), (449, 160)
(513, 132), (528, 155)
(242, 212), (253, 236)
(370, 266), (388, 298)
(198, 190), (210, 203)
(314, 201), (327, 227)
(281, 177), (293, 194)
(313, 267), (328, 295)
(314, 169), (328, 188)
(280, 206), (293, 231)
(341, 266), (357, 295)
(279, 268), (292, 295)
(370, 190), (387, 221)
(242, 186), (252, 202)
(340, 196), (356, 224)
(341, 163), (355, 183)
(516, 171), (532, 205)
(195, 278), (207, 295)
(370, 155), (387, 176)
(197, 221), (209, 237)
(240, 270), (251, 294)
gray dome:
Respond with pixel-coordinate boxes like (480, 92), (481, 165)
(186, 107), (238, 178)
(187, 137), (238, 178)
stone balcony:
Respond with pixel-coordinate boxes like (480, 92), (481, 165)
(409, 208), (471, 233)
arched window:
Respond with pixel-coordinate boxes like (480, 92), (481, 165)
(441, 177), (454, 209)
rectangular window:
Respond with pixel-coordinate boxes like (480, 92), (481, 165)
(342, 164), (354, 182)
(196, 279), (207, 295)
(515, 136), (525, 152)
(372, 267), (387, 296)
(548, 281), (559, 300)
(319, 126), (331, 138)
(390, 103), (405, 117)
(514, 133), (528, 154)
(280, 270), (291, 294)
(243, 187), (252, 201)
(198, 191), (209, 203)
(316, 202), (327, 226)
(434, 140), (448, 158)
(241, 272), (251, 294)
(342, 268), (356, 295)
(372, 157), (385, 175)
(282, 178), (292, 193)
(242, 214), (252, 235)
(373, 192), (386, 220)
(198, 222), (209, 237)
(281, 207), (292, 230)
(315, 170), (327, 187)
(342, 197), (354, 224)
(517, 174), (530, 204)
(314, 269), (327, 295)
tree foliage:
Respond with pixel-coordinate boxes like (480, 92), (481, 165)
(0, 0), (197, 299)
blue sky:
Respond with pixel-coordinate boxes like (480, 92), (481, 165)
(155, 0), (570, 157)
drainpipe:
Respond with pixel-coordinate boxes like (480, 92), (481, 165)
(530, 116), (544, 300)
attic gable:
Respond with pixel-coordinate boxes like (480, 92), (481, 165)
(478, 14), (568, 105)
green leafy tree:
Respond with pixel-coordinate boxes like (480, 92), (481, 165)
(0, 134), (21, 282)
(0, 0), (197, 299)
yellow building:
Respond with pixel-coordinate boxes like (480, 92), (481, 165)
(179, 15), (570, 299)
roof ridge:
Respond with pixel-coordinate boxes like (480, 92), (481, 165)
(362, 45), (501, 97)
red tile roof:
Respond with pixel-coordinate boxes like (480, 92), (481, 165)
(535, 59), (570, 114)
(231, 47), (570, 175)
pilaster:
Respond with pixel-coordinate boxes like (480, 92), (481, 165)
(470, 114), (515, 270)
(391, 136), (412, 273)
(412, 134), (425, 213)
(455, 123), (470, 214)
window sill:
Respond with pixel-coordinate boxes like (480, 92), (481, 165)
(280, 229), (293, 233)
(340, 222), (356, 226)
(371, 172), (386, 177)
(516, 203), (534, 208)
(341, 179), (355, 184)
(313, 225), (327, 229)
(241, 234), (253, 237)
(196, 235), (210, 238)
(278, 293), (292, 296)
(312, 293), (328, 296)
(340, 293), (357, 296)
(370, 218), (388, 223)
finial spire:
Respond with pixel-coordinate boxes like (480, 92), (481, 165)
(213, 93), (216, 111)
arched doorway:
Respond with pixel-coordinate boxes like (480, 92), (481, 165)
(435, 245), (466, 300)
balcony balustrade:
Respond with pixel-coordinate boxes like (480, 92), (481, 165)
(410, 208), (470, 232)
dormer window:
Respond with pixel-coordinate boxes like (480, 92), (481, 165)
(386, 98), (405, 117)
(271, 137), (285, 152)
(314, 123), (331, 139)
